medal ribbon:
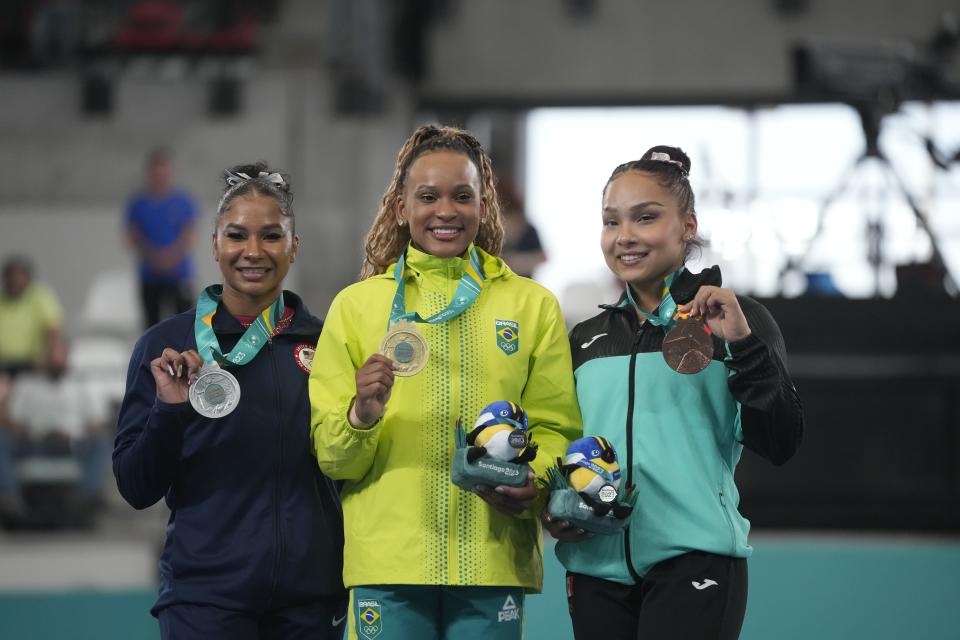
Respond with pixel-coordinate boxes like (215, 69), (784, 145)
(624, 267), (685, 333)
(388, 244), (485, 330)
(194, 285), (284, 366)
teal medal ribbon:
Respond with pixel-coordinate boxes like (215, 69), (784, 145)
(194, 285), (284, 366)
(388, 244), (486, 330)
(624, 267), (685, 333)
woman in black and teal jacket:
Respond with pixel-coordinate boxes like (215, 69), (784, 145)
(544, 145), (803, 640)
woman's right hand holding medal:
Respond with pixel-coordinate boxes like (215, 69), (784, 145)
(150, 349), (204, 404)
(350, 354), (396, 430)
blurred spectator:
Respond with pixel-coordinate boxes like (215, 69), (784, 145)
(497, 175), (547, 279)
(125, 147), (198, 329)
(0, 348), (111, 528)
(0, 255), (66, 376)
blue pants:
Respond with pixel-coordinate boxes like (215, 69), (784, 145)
(158, 597), (347, 640)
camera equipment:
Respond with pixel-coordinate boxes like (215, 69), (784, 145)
(784, 14), (959, 296)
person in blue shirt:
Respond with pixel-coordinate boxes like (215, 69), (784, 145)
(125, 147), (198, 328)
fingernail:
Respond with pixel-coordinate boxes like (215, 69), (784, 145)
(495, 486), (506, 494)
(166, 365), (175, 376)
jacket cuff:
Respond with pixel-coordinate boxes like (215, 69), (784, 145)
(344, 399), (382, 437)
(155, 399), (193, 414)
(726, 332), (764, 359)
(150, 399), (193, 432)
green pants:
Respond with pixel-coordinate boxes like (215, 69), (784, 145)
(349, 584), (525, 640)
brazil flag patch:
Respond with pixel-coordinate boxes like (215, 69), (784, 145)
(496, 319), (519, 355)
(357, 599), (382, 639)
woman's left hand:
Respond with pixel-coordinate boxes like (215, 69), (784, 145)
(680, 286), (752, 343)
(474, 471), (537, 517)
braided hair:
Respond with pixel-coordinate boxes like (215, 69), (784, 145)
(360, 125), (504, 280)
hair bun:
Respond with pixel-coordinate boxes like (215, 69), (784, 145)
(223, 162), (290, 193)
(642, 145), (691, 176)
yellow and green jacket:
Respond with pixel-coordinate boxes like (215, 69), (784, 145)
(310, 245), (581, 591)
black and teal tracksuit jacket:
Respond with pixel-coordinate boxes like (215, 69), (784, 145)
(113, 292), (345, 616)
(557, 267), (803, 584)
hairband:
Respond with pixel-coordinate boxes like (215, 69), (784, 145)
(226, 171), (286, 188)
(649, 152), (688, 176)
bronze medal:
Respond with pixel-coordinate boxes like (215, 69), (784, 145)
(662, 315), (714, 374)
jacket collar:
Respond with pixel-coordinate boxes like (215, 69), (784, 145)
(602, 265), (724, 312)
(377, 244), (512, 282)
(209, 290), (321, 336)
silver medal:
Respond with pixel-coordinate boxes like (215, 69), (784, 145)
(189, 364), (241, 418)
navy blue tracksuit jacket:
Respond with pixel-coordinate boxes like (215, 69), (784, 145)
(113, 291), (344, 616)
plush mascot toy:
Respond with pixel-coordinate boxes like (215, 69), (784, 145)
(451, 400), (537, 491)
(561, 436), (630, 518)
(465, 400), (537, 464)
(542, 436), (637, 534)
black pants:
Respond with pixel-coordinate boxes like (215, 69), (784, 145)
(140, 282), (192, 329)
(567, 552), (747, 640)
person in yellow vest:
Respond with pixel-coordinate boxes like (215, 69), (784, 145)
(310, 125), (581, 640)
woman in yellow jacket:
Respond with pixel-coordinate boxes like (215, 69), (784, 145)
(310, 125), (580, 640)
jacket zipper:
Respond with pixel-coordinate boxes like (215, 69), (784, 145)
(622, 330), (642, 584)
(719, 485), (737, 555)
(265, 339), (285, 606)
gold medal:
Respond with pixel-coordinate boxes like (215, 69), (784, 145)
(380, 320), (429, 377)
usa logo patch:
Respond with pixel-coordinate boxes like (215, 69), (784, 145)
(294, 344), (315, 374)
(496, 319), (519, 355)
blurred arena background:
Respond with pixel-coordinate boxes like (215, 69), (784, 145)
(1, 1), (959, 638)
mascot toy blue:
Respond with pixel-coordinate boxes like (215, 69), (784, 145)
(543, 436), (637, 534)
(451, 400), (537, 491)
(465, 400), (537, 464)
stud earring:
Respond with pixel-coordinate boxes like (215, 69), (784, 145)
(398, 220), (406, 227)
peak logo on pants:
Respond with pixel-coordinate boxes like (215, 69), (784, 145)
(497, 595), (520, 622)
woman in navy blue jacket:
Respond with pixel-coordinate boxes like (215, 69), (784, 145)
(114, 163), (346, 639)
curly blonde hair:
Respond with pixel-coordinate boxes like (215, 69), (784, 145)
(360, 125), (504, 279)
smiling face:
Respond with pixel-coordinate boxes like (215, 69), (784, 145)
(212, 192), (299, 316)
(396, 150), (483, 259)
(601, 171), (696, 307)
